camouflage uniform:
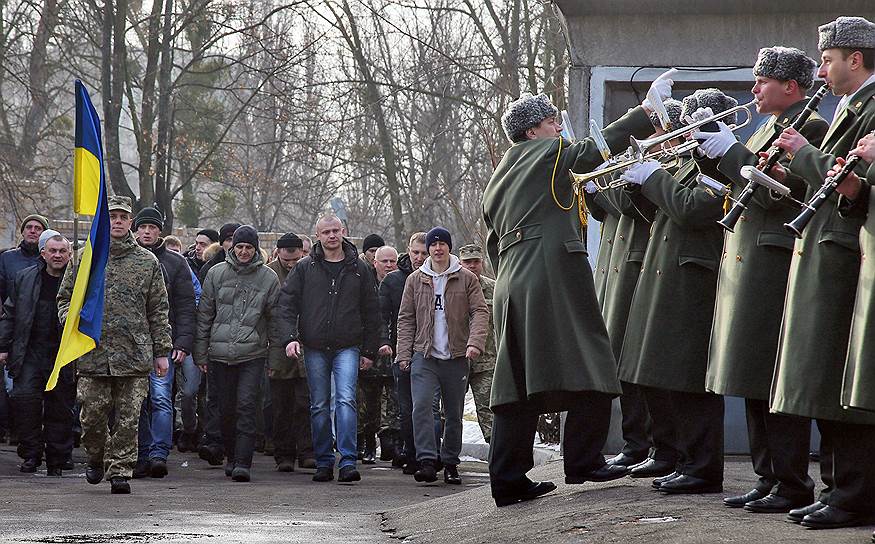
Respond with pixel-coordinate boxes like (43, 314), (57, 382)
(58, 197), (172, 481)
(459, 244), (496, 443)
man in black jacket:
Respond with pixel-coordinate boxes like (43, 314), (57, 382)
(0, 230), (73, 475)
(379, 231), (429, 472)
(279, 215), (390, 484)
(186, 228), (219, 276)
(133, 207), (197, 478)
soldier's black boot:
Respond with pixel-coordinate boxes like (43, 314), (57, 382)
(85, 463), (104, 484)
(110, 477), (131, 494)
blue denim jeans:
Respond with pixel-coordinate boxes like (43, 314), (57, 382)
(175, 355), (202, 434)
(137, 357), (175, 461)
(305, 347), (359, 469)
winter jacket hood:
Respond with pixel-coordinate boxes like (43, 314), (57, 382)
(419, 254), (461, 278)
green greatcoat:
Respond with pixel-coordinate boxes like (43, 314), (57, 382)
(598, 187), (657, 358)
(588, 192), (621, 309)
(706, 99), (828, 400)
(482, 106), (653, 411)
(618, 156), (727, 393)
(770, 82), (875, 424)
(843, 162), (875, 413)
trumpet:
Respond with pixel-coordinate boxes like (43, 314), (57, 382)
(570, 140), (699, 191)
(629, 99), (758, 159)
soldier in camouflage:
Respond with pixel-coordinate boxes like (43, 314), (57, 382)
(58, 196), (172, 494)
(458, 244), (496, 443)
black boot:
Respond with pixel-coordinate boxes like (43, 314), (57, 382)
(414, 460), (437, 483)
(444, 464), (461, 485)
(379, 432), (396, 461)
(19, 458), (40, 473)
(132, 459), (150, 479)
(110, 477), (131, 494)
(362, 434), (376, 465)
(86, 463), (104, 484)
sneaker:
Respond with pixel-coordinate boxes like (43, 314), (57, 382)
(19, 458), (40, 473)
(110, 477), (131, 494)
(276, 460), (295, 472)
(338, 466), (361, 483)
(149, 458), (168, 478)
(86, 463), (104, 484)
(231, 467), (250, 482)
(414, 460), (437, 483)
(444, 464), (462, 485)
(312, 467), (334, 482)
(132, 459), (150, 479)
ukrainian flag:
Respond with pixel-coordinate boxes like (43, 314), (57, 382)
(46, 80), (110, 391)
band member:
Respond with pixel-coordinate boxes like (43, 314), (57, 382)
(696, 46), (828, 513)
(767, 16), (875, 529)
(595, 99), (683, 471)
(589, 190), (622, 309)
(617, 89), (737, 494)
(482, 76), (670, 507)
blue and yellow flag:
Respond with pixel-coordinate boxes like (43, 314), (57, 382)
(46, 80), (110, 391)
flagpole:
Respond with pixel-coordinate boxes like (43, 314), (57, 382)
(72, 213), (79, 273)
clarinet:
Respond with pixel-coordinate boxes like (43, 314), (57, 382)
(784, 130), (875, 238)
(718, 84), (830, 232)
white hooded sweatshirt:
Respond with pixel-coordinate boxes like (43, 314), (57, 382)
(419, 254), (462, 360)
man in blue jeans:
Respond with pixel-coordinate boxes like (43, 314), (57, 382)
(133, 208), (196, 478)
(280, 215), (389, 483)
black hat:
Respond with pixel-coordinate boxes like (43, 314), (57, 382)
(220, 222), (242, 243)
(276, 232), (303, 249)
(197, 228), (220, 243)
(426, 226), (452, 251)
(134, 207), (164, 230)
(362, 234), (385, 253)
(232, 225), (259, 249)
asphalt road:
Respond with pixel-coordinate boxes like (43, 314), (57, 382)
(0, 444), (489, 544)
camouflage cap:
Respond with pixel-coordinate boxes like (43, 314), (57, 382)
(107, 195), (133, 213)
(458, 243), (484, 260)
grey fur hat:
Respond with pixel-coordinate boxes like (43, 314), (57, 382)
(680, 89), (739, 127)
(502, 93), (559, 142)
(753, 46), (817, 89)
(648, 98), (683, 130)
(818, 16), (875, 51)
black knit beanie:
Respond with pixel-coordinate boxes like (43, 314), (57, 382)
(231, 225), (259, 250)
(220, 222), (242, 243)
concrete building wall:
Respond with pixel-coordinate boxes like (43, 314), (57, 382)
(553, 2), (874, 454)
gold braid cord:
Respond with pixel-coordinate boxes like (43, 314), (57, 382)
(550, 138), (588, 227)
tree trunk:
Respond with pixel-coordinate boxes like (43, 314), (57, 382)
(103, 0), (134, 200)
(154, 0), (174, 231)
(135, 0), (164, 207)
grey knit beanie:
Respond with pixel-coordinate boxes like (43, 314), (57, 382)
(680, 89), (739, 127)
(648, 99), (683, 130)
(818, 16), (875, 51)
(753, 46), (817, 90)
(501, 93), (559, 142)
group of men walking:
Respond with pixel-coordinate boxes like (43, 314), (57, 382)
(483, 13), (875, 536)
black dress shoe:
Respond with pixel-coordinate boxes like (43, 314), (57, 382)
(444, 465), (462, 485)
(723, 488), (767, 508)
(110, 477), (131, 494)
(744, 493), (811, 514)
(494, 481), (557, 507)
(565, 463), (629, 484)
(606, 453), (645, 467)
(801, 505), (875, 529)
(659, 474), (722, 494)
(86, 464), (104, 485)
(19, 458), (40, 473)
(787, 501), (826, 523)
(629, 458), (675, 478)
(338, 466), (361, 483)
(652, 471), (681, 489)
(414, 460), (437, 483)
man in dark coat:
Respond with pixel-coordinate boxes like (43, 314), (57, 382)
(0, 231), (73, 475)
(133, 207), (197, 479)
(618, 89), (739, 495)
(379, 231), (429, 471)
(186, 228), (219, 275)
(696, 46), (828, 513)
(483, 80), (665, 506)
(768, 16), (875, 529)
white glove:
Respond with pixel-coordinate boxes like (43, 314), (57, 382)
(691, 121), (736, 159)
(584, 180), (598, 194)
(642, 69), (677, 110)
(620, 160), (661, 186)
(684, 107), (714, 126)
